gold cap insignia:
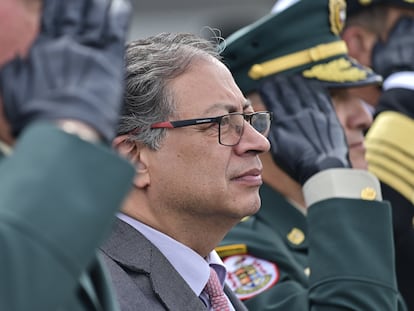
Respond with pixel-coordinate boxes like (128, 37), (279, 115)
(360, 187), (377, 200)
(303, 57), (368, 82)
(287, 227), (305, 245)
(329, 0), (347, 35)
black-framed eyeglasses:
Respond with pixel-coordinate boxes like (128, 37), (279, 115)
(151, 111), (272, 146)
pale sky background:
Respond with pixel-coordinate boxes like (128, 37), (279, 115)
(128, 0), (276, 41)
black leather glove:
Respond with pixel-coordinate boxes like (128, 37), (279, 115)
(372, 16), (414, 79)
(0, 0), (132, 143)
(258, 74), (350, 185)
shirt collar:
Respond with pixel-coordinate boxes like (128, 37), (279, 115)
(117, 213), (227, 296)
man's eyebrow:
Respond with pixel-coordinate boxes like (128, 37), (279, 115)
(202, 100), (252, 115)
(203, 103), (237, 114)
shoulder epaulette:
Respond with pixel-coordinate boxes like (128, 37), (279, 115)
(366, 111), (414, 203)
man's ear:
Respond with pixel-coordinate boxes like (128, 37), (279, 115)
(113, 135), (150, 188)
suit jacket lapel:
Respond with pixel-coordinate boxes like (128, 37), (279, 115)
(101, 219), (207, 310)
(77, 256), (120, 311)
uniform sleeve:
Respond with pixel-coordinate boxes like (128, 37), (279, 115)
(0, 122), (134, 311)
(306, 198), (400, 310)
(303, 169), (382, 205)
(381, 182), (414, 311)
(229, 198), (404, 311)
(304, 169), (401, 309)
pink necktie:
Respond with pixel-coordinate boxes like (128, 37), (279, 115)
(204, 267), (230, 311)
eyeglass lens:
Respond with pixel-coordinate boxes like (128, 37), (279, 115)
(251, 113), (271, 136)
(219, 114), (244, 146)
(219, 113), (271, 146)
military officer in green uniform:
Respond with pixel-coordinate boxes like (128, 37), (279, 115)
(342, 1), (414, 309)
(217, 0), (407, 309)
(0, 0), (134, 310)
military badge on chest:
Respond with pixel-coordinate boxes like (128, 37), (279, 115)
(223, 254), (279, 300)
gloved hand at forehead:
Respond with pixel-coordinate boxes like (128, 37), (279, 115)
(372, 16), (414, 79)
(258, 74), (350, 185)
(0, 0), (132, 143)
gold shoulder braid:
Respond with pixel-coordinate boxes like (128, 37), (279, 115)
(365, 111), (414, 204)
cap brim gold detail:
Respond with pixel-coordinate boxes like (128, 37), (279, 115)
(302, 58), (368, 82)
(248, 41), (348, 80)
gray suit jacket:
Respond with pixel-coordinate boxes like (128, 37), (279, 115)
(100, 219), (248, 311)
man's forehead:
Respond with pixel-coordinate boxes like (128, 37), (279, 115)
(201, 100), (252, 113)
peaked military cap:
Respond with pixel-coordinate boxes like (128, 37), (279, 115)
(221, 0), (382, 94)
(347, 0), (414, 17)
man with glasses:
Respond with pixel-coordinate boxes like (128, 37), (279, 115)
(99, 32), (270, 311)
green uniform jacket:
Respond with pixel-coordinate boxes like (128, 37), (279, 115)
(219, 183), (407, 310)
(0, 123), (134, 311)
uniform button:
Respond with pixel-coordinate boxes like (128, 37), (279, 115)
(304, 267), (311, 277)
(287, 227), (305, 245)
(360, 187), (376, 200)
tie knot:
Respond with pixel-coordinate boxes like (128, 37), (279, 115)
(204, 267), (230, 311)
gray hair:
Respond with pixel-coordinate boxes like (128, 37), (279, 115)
(118, 32), (222, 150)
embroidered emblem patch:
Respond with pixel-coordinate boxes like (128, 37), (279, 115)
(223, 254), (279, 300)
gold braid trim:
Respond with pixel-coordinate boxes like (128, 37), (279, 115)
(248, 41), (348, 80)
(365, 111), (414, 203)
(302, 58), (368, 82)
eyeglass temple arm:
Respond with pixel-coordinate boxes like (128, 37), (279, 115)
(151, 117), (219, 129)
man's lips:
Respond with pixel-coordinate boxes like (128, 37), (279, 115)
(232, 168), (263, 185)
